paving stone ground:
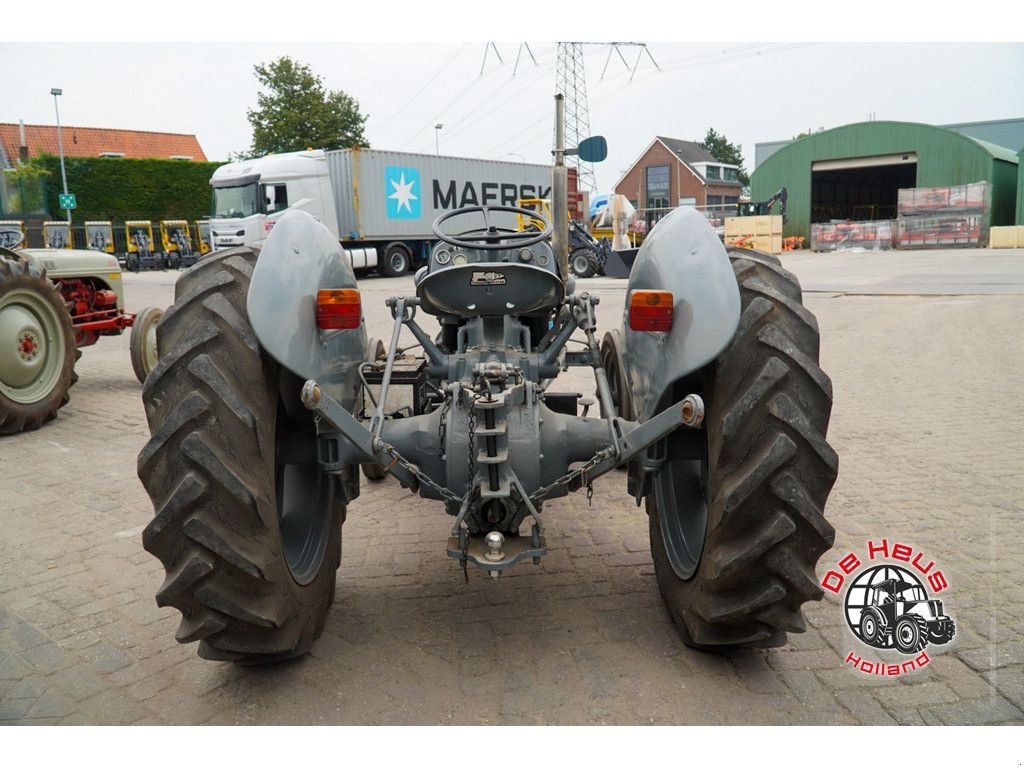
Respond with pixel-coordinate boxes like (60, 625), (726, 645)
(0, 250), (1021, 725)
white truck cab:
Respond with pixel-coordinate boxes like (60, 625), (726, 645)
(209, 150), (337, 249)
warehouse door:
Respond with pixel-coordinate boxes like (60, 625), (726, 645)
(811, 153), (917, 222)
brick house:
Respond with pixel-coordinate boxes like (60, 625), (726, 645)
(0, 122), (207, 168)
(614, 136), (743, 226)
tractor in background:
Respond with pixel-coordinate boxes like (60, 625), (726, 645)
(0, 243), (163, 434)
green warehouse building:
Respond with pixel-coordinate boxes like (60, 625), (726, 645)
(750, 121), (1021, 240)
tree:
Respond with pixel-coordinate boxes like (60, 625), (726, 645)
(701, 128), (749, 186)
(247, 57), (368, 156)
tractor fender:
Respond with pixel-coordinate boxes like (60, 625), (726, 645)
(247, 209), (367, 409)
(622, 207), (741, 421)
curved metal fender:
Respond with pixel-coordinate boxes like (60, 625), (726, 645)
(247, 209), (367, 409)
(623, 207), (741, 420)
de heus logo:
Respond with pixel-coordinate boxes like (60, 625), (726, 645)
(820, 539), (956, 678)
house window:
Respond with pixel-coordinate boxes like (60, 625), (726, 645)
(645, 165), (670, 209)
(705, 165), (721, 180)
(707, 195), (723, 206)
(724, 168), (738, 182)
(724, 196), (738, 206)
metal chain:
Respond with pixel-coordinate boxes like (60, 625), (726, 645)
(382, 444), (465, 506)
(529, 447), (613, 505)
(466, 391), (478, 487)
(437, 390), (451, 458)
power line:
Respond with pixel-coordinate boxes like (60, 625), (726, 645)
(372, 43), (467, 135)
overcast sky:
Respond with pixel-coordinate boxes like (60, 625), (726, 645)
(4, 31), (1022, 192)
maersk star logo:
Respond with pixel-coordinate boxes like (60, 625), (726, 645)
(385, 166), (421, 219)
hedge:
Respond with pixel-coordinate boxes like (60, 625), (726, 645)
(31, 154), (225, 222)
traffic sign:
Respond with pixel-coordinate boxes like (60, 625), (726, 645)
(59, 193), (77, 210)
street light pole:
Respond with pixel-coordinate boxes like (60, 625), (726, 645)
(434, 123), (443, 156)
(50, 88), (71, 224)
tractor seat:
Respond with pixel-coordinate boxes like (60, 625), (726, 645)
(416, 262), (564, 317)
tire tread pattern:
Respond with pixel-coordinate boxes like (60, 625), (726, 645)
(137, 248), (340, 663)
(650, 249), (838, 650)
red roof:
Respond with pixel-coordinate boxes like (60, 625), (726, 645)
(0, 123), (207, 162)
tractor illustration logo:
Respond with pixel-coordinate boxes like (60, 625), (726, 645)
(844, 564), (956, 654)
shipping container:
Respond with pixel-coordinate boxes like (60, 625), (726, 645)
(326, 149), (574, 240)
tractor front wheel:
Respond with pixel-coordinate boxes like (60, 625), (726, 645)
(138, 247), (345, 663)
(894, 615), (929, 654)
(0, 256), (77, 434)
(129, 306), (163, 384)
(647, 250), (838, 649)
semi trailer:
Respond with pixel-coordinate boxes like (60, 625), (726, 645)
(209, 148), (580, 276)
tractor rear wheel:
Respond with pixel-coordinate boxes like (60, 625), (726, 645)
(0, 256), (77, 434)
(647, 250), (838, 649)
(138, 247), (345, 663)
(129, 306), (163, 384)
(859, 609), (885, 647)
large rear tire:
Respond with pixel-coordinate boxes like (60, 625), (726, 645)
(648, 249), (838, 649)
(0, 256), (77, 434)
(138, 247), (345, 663)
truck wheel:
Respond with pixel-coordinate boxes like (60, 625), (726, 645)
(380, 243), (410, 277)
(129, 306), (163, 384)
(0, 256), (77, 434)
(894, 615), (929, 654)
(647, 251), (838, 649)
(138, 247), (345, 663)
(570, 249), (597, 278)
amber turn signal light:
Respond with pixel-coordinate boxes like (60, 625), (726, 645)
(316, 289), (361, 330)
(629, 290), (673, 332)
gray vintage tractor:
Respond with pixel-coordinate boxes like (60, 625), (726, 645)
(0, 241), (163, 434)
(137, 201), (837, 663)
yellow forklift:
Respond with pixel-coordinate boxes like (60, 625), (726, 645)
(160, 220), (196, 269)
(43, 221), (74, 249)
(0, 220), (25, 249)
(516, 197), (614, 278)
(84, 221), (115, 254)
(125, 220), (159, 271)
(193, 220), (212, 256)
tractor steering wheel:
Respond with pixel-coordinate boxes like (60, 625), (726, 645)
(432, 205), (553, 251)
